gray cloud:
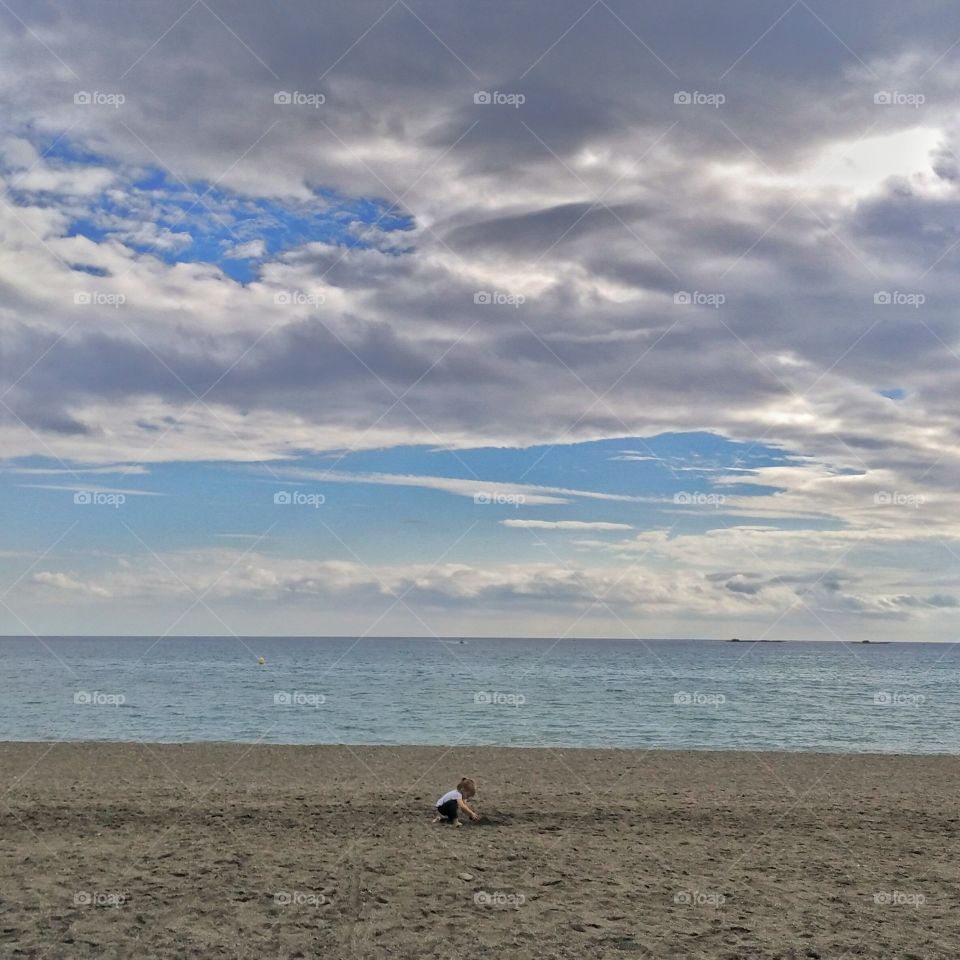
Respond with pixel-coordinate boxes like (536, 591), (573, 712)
(3, 0), (960, 639)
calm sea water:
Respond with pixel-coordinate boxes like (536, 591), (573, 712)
(2, 637), (958, 753)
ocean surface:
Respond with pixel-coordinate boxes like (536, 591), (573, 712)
(2, 636), (958, 753)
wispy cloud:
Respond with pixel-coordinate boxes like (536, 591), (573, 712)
(500, 519), (634, 531)
(270, 468), (652, 506)
(18, 484), (165, 497)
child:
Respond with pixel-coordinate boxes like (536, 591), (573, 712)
(433, 777), (480, 826)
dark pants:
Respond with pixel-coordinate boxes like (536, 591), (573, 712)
(437, 798), (459, 822)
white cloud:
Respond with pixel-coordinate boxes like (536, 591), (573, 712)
(274, 468), (653, 506)
(224, 239), (266, 259)
(20, 545), (959, 640)
(500, 519), (634, 531)
(17, 483), (165, 497)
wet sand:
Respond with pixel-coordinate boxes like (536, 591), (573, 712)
(2, 742), (959, 958)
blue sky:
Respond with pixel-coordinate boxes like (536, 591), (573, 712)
(3, 433), (800, 567)
(16, 137), (413, 282)
(1, 0), (958, 639)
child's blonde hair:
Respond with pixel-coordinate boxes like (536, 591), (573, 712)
(457, 776), (476, 798)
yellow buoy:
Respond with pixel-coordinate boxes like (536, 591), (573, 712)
(257, 656), (266, 665)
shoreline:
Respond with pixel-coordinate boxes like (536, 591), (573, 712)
(3, 742), (959, 957)
(2, 737), (959, 759)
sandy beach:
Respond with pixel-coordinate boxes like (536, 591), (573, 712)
(1, 742), (958, 958)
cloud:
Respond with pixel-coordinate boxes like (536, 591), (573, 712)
(224, 239), (266, 259)
(4, 464), (149, 475)
(500, 519), (634, 531)
(17, 483), (165, 496)
(3, 1), (960, 638)
(21, 546), (959, 638)
(1, 1), (959, 482)
(31, 571), (111, 598)
(271, 468), (652, 506)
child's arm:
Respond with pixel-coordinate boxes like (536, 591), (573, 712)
(458, 798), (480, 820)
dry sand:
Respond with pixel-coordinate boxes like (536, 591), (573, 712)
(1, 742), (959, 958)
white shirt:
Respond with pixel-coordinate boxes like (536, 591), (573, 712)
(437, 789), (462, 807)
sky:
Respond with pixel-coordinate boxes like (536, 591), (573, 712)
(1, 0), (959, 640)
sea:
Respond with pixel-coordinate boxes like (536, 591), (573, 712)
(2, 636), (958, 753)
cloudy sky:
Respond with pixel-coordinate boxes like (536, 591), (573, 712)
(1, 0), (959, 640)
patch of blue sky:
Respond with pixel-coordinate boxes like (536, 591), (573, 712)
(5, 136), (414, 282)
(299, 433), (795, 501)
(0, 433), (830, 571)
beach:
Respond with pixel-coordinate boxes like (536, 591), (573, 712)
(2, 742), (959, 959)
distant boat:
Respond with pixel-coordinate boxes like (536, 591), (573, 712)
(727, 638), (785, 643)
